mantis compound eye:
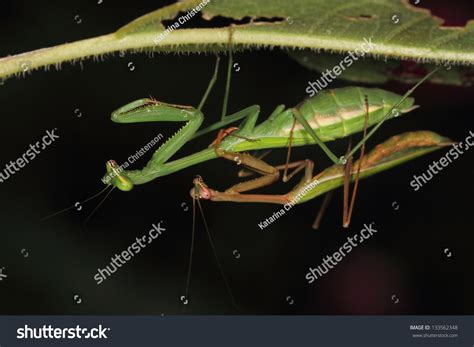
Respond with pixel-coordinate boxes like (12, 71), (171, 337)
(189, 187), (212, 200)
(198, 187), (212, 199)
(104, 160), (134, 192)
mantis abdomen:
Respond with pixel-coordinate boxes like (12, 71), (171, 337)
(244, 87), (417, 150)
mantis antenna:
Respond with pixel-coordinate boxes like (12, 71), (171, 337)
(41, 160), (128, 222)
(40, 185), (114, 222)
(186, 176), (240, 311)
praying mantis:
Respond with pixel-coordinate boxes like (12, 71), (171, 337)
(57, 47), (450, 310)
(102, 53), (450, 229)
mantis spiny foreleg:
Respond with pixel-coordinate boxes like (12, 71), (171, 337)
(107, 102), (263, 188)
(215, 149), (280, 193)
(194, 147), (314, 201)
(112, 102), (204, 167)
(237, 150), (273, 177)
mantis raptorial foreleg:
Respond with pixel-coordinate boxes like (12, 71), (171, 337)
(112, 102), (204, 167)
(196, 145), (314, 199)
(108, 101), (264, 188)
(238, 150), (273, 177)
(215, 149), (280, 193)
(193, 160), (318, 205)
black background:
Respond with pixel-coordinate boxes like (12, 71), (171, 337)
(0, 0), (473, 314)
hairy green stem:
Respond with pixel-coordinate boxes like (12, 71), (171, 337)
(2, 28), (473, 81)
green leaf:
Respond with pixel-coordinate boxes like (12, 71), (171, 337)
(1, 0), (473, 81)
(289, 51), (474, 86)
(295, 131), (452, 203)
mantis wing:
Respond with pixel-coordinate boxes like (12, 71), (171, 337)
(294, 131), (452, 204)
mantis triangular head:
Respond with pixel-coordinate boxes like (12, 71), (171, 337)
(104, 160), (134, 192)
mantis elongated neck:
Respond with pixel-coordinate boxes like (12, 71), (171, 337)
(126, 148), (218, 185)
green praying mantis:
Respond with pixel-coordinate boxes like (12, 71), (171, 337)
(102, 53), (450, 229)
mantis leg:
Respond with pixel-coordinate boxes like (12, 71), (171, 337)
(107, 103), (263, 187)
(191, 105), (260, 139)
(221, 26), (235, 121)
(111, 103), (204, 167)
(238, 150), (273, 177)
(198, 55), (220, 111)
(273, 160), (314, 183)
(215, 149), (280, 193)
(342, 95), (369, 228)
(106, 102), (205, 189)
(193, 102), (285, 140)
(342, 149), (353, 227)
(196, 148), (314, 196)
(282, 117), (297, 182)
(312, 191), (334, 230)
(238, 159), (316, 184)
(211, 120), (314, 192)
(194, 159), (319, 205)
(292, 108), (341, 164)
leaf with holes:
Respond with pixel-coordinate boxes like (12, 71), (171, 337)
(0, 0), (473, 81)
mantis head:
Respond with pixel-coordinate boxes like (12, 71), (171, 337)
(190, 176), (212, 200)
(104, 160), (134, 192)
